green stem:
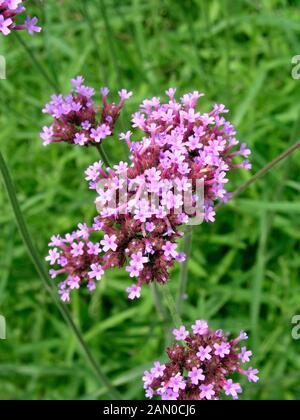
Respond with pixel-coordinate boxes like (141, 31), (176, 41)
(216, 140), (300, 210)
(14, 32), (59, 91)
(96, 143), (111, 168)
(151, 284), (169, 324)
(160, 284), (182, 328)
(0, 152), (121, 400)
(177, 226), (193, 314)
(151, 284), (170, 344)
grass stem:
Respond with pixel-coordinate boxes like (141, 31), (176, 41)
(217, 140), (300, 210)
(14, 32), (59, 91)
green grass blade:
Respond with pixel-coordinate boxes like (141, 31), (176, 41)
(13, 32), (59, 91)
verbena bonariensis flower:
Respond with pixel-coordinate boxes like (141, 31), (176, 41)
(0, 1), (41, 35)
(143, 321), (259, 400)
(46, 89), (251, 302)
(40, 77), (132, 147)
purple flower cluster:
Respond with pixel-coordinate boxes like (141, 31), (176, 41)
(43, 88), (250, 301)
(46, 221), (104, 302)
(0, 1), (41, 35)
(143, 321), (259, 400)
(41, 77), (132, 147)
(46, 213), (185, 303)
(91, 88), (251, 219)
(46, 88), (251, 302)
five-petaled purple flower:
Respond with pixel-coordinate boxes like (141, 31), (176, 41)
(100, 234), (118, 252)
(88, 263), (104, 281)
(196, 345), (212, 361)
(188, 367), (205, 385)
(172, 326), (189, 341)
(223, 380), (242, 400)
(238, 346), (252, 363)
(45, 248), (60, 265)
(214, 342), (231, 358)
(192, 320), (208, 335)
(126, 284), (141, 300)
(245, 367), (260, 383)
(150, 361), (166, 378)
(199, 384), (216, 400)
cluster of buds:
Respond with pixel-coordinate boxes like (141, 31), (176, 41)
(41, 76), (132, 147)
(143, 321), (259, 400)
(46, 87), (251, 302)
(0, 1), (41, 35)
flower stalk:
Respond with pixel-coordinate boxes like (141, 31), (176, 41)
(96, 143), (111, 168)
(177, 226), (193, 313)
(160, 284), (182, 329)
(14, 32), (58, 91)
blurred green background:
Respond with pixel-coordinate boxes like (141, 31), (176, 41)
(0, 0), (300, 400)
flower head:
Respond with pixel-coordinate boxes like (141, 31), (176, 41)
(0, 1), (41, 35)
(41, 77), (131, 147)
(85, 89), (250, 296)
(142, 321), (258, 400)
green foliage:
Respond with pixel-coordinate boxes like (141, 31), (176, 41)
(0, 0), (300, 400)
